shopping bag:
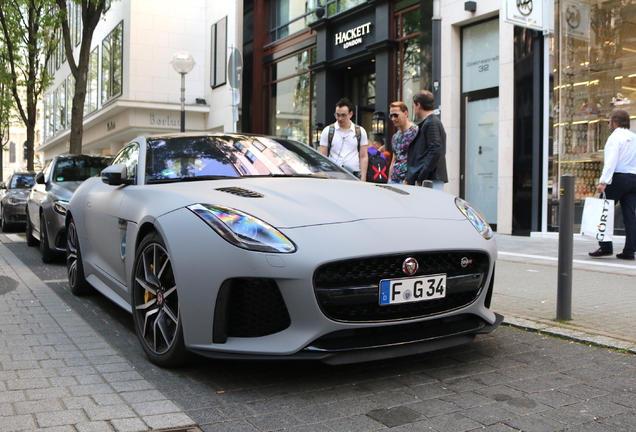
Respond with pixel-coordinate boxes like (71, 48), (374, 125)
(580, 196), (614, 241)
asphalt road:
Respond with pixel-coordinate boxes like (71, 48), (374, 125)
(4, 236), (636, 432)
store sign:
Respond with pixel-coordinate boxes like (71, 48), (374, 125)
(334, 22), (372, 49)
(149, 114), (180, 127)
(562, 0), (589, 41)
(504, 0), (544, 30)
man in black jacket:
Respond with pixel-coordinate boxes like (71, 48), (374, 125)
(405, 90), (448, 189)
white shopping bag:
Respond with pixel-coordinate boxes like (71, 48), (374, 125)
(580, 196), (614, 242)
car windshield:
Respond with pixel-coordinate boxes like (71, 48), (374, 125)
(9, 174), (35, 189)
(53, 157), (112, 182)
(145, 135), (355, 183)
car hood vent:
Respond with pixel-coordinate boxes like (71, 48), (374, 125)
(216, 187), (264, 198)
(375, 184), (410, 195)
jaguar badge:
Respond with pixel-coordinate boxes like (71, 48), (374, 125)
(402, 257), (418, 276)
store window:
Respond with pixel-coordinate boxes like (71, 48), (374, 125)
(101, 21), (123, 105)
(66, 75), (74, 127)
(553, 0), (636, 208)
(84, 48), (98, 115)
(394, 0), (422, 105)
(211, 17), (228, 88)
(269, 1), (315, 42)
(55, 82), (66, 133)
(268, 0), (365, 42)
(9, 142), (16, 164)
(264, 48), (316, 145)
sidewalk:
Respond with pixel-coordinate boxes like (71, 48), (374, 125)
(493, 232), (636, 353)
(0, 231), (635, 430)
(0, 235), (197, 432)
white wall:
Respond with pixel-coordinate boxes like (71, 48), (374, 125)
(205, 1), (242, 132)
(129, 0), (207, 106)
(441, 0), (514, 234)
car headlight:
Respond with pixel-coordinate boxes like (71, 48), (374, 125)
(7, 196), (26, 205)
(53, 200), (69, 216)
(188, 204), (296, 253)
(455, 197), (493, 239)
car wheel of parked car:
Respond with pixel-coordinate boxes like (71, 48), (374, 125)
(40, 214), (56, 263)
(67, 217), (93, 296)
(132, 231), (190, 367)
(25, 211), (38, 246)
(0, 206), (10, 232)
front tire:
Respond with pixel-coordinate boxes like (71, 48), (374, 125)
(0, 206), (10, 232)
(25, 211), (38, 246)
(40, 213), (56, 263)
(131, 232), (190, 367)
(67, 217), (92, 296)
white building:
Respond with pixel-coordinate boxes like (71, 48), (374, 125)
(39, 0), (242, 161)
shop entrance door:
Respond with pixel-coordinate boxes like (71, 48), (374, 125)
(465, 94), (499, 225)
(343, 66), (376, 135)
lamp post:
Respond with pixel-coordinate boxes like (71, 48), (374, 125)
(171, 51), (195, 132)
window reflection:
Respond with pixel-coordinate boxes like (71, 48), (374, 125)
(145, 135), (353, 182)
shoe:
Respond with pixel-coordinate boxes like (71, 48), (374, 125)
(589, 248), (613, 257)
(616, 253), (635, 261)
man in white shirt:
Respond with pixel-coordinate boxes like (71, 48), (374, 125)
(589, 109), (636, 260)
(319, 98), (369, 181)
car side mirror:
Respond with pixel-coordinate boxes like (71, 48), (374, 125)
(102, 163), (134, 186)
(35, 172), (45, 184)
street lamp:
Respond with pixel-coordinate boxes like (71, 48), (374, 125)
(313, 123), (324, 148)
(371, 111), (386, 135)
(171, 51), (195, 132)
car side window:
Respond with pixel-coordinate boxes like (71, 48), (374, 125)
(113, 143), (139, 182)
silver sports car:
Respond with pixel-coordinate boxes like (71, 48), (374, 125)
(67, 133), (502, 367)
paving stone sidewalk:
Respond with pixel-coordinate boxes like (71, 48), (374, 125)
(493, 233), (636, 354)
(0, 240), (197, 432)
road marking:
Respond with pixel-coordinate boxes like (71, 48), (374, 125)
(499, 251), (636, 269)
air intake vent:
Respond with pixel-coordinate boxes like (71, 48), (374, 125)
(216, 187), (264, 198)
(375, 184), (409, 195)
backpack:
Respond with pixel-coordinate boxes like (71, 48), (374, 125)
(327, 123), (361, 157)
(366, 150), (389, 183)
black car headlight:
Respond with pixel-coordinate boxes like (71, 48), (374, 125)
(455, 197), (493, 239)
(188, 204), (296, 253)
(53, 200), (69, 216)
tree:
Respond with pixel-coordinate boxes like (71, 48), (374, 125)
(56, 0), (106, 154)
(0, 47), (14, 181)
(0, 0), (58, 171)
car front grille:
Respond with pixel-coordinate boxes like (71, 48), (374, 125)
(313, 251), (490, 322)
(213, 278), (291, 343)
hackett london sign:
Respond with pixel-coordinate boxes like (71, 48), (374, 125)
(334, 22), (372, 49)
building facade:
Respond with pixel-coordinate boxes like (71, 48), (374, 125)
(38, 0), (636, 236)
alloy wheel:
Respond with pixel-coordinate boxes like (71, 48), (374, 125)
(133, 241), (180, 356)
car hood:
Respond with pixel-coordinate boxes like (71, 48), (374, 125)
(4, 189), (30, 200)
(140, 178), (467, 228)
(50, 181), (84, 200)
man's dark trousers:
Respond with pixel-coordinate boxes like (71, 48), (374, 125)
(599, 172), (636, 258)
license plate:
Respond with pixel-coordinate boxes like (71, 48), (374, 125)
(379, 273), (446, 305)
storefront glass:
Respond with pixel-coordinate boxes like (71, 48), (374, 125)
(394, 1), (427, 113)
(265, 49), (315, 145)
(554, 0), (636, 228)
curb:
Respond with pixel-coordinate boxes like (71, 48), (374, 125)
(495, 309), (636, 354)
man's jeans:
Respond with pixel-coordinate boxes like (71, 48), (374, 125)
(599, 172), (636, 258)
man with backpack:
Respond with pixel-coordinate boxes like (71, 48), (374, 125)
(319, 98), (369, 181)
(366, 137), (389, 183)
